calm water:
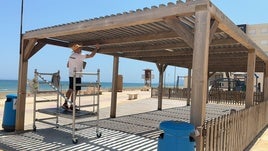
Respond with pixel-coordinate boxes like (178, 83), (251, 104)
(0, 80), (181, 93)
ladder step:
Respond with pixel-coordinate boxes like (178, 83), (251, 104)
(79, 104), (99, 108)
(77, 94), (100, 97)
(75, 83), (99, 87)
(35, 99), (58, 103)
(37, 90), (58, 94)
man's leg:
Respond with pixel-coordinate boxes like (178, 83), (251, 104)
(66, 89), (72, 100)
(63, 77), (74, 109)
(70, 78), (81, 111)
(62, 89), (71, 109)
(70, 90), (80, 110)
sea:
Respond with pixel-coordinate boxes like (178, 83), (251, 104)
(0, 79), (181, 93)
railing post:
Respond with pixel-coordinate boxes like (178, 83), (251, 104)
(263, 63), (268, 101)
(187, 68), (192, 106)
(168, 88), (171, 99)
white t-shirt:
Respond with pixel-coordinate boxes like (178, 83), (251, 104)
(68, 53), (86, 77)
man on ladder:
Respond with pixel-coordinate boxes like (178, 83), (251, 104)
(62, 43), (100, 111)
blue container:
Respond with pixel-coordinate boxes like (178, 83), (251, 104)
(158, 121), (195, 151)
(2, 94), (17, 132)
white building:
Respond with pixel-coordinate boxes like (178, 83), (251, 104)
(247, 23), (268, 54)
(247, 23), (268, 92)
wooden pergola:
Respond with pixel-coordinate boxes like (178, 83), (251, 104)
(17, 0), (268, 150)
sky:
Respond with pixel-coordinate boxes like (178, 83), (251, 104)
(0, 0), (268, 84)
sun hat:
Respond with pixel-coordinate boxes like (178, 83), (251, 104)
(71, 44), (82, 51)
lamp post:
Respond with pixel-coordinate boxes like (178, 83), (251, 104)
(19, 0), (24, 54)
(16, 0), (24, 131)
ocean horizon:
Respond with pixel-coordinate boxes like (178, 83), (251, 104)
(0, 79), (183, 93)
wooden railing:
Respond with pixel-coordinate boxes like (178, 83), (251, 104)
(151, 87), (264, 104)
(203, 101), (268, 151)
(208, 90), (263, 105)
(151, 87), (267, 150)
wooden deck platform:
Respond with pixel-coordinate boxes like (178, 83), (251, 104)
(0, 98), (243, 150)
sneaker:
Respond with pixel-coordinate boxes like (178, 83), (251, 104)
(70, 105), (80, 111)
(61, 102), (69, 110)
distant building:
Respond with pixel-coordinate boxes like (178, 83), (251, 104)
(247, 23), (268, 92)
(247, 23), (268, 54)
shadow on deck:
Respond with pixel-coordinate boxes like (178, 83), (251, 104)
(0, 100), (243, 151)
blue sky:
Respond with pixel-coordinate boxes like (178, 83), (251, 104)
(1, 0), (268, 83)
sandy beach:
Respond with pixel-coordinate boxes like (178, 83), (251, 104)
(0, 88), (152, 130)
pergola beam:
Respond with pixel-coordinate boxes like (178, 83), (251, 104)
(38, 38), (69, 47)
(110, 55), (119, 118)
(23, 39), (37, 60)
(23, 1), (209, 40)
(264, 63), (268, 101)
(99, 38), (239, 54)
(164, 16), (194, 48)
(210, 3), (268, 62)
(16, 39), (28, 131)
(187, 68), (192, 106)
(82, 30), (182, 46)
(245, 49), (256, 108)
(191, 5), (210, 150)
(156, 63), (167, 110)
(209, 19), (219, 43)
(25, 42), (46, 60)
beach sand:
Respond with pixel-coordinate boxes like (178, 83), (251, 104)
(0, 88), (152, 130)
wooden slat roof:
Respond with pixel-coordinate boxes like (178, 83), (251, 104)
(22, 0), (268, 72)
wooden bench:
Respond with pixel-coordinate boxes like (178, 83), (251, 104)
(128, 93), (138, 100)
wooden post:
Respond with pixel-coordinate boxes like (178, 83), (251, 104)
(245, 49), (256, 108)
(226, 72), (231, 91)
(16, 41), (28, 131)
(264, 63), (268, 101)
(191, 5), (210, 151)
(156, 63), (167, 110)
(187, 68), (191, 106)
(110, 55), (119, 118)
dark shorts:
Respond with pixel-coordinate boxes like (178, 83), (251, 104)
(69, 77), (81, 90)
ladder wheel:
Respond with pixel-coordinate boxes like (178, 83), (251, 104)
(72, 138), (78, 144)
(96, 132), (102, 138)
(33, 125), (37, 132)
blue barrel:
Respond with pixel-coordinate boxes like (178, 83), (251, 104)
(158, 121), (195, 151)
(2, 94), (17, 132)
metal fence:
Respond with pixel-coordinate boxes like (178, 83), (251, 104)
(151, 87), (189, 100)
